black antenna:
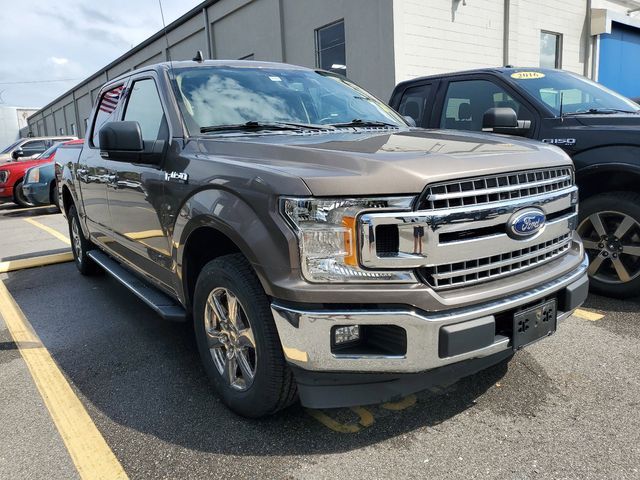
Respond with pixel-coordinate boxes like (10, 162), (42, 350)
(193, 50), (204, 62)
(559, 91), (564, 121)
(158, 0), (174, 72)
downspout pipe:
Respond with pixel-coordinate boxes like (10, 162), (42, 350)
(584, 0), (592, 77)
(503, 0), (510, 66)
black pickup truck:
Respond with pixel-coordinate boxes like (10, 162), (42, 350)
(390, 68), (640, 298)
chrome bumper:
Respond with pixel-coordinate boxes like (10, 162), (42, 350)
(271, 255), (588, 374)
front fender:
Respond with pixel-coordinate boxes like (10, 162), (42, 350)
(171, 188), (299, 302)
(573, 145), (640, 175)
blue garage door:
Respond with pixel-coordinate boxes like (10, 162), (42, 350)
(599, 22), (640, 98)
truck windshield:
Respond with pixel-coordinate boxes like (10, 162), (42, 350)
(508, 70), (640, 116)
(173, 66), (406, 133)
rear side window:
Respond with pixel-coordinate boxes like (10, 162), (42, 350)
(92, 85), (125, 147)
(397, 84), (431, 127)
(21, 140), (48, 156)
(123, 79), (166, 142)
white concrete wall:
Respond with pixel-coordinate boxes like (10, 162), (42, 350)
(392, 0), (505, 83)
(391, 0), (625, 84)
(0, 107), (37, 147)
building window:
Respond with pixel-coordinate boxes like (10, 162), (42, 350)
(540, 31), (562, 69)
(70, 123), (76, 136)
(59, 127), (64, 135)
(315, 20), (346, 75)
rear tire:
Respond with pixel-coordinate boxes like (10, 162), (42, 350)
(13, 181), (32, 208)
(578, 192), (640, 298)
(68, 205), (102, 276)
(193, 253), (297, 418)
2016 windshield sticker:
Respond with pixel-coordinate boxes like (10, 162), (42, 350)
(511, 71), (545, 80)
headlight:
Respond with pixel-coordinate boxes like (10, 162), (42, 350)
(27, 168), (40, 183)
(281, 197), (415, 283)
(0, 170), (8, 184)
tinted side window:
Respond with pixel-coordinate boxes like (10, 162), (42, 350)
(397, 85), (431, 127)
(21, 140), (47, 155)
(92, 85), (125, 147)
(440, 79), (533, 131)
(123, 79), (166, 142)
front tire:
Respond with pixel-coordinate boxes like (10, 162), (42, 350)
(193, 254), (297, 418)
(67, 205), (101, 275)
(13, 181), (32, 208)
(578, 192), (640, 298)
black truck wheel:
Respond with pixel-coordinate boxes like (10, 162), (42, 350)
(577, 192), (640, 298)
(13, 180), (32, 208)
(67, 205), (102, 275)
(193, 254), (297, 417)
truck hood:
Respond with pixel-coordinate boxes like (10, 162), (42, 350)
(572, 113), (640, 128)
(197, 128), (573, 196)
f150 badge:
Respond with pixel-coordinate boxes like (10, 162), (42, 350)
(165, 171), (189, 183)
(507, 208), (546, 239)
(542, 138), (576, 146)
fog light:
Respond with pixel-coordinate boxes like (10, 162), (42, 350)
(334, 325), (360, 345)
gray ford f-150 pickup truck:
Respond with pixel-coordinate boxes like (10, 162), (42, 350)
(58, 60), (589, 417)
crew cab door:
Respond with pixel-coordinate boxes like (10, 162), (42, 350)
(391, 81), (438, 128)
(77, 84), (126, 245)
(105, 74), (173, 289)
(431, 75), (539, 136)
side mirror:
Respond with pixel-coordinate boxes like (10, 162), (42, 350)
(11, 148), (24, 160)
(99, 121), (163, 164)
(482, 107), (531, 136)
(99, 121), (143, 152)
(403, 115), (417, 127)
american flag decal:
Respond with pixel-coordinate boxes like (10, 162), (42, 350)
(99, 86), (124, 114)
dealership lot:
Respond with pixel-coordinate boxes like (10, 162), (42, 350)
(0, 205), (638, 480)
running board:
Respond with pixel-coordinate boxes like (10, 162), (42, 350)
(87, 250), (187, 322)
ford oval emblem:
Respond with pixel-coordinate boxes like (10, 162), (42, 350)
(507, 208), (546, 238)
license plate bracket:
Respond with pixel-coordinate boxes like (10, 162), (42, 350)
(513, 299), (557, 350)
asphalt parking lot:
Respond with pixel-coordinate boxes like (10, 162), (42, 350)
(0, 204), (638, 480)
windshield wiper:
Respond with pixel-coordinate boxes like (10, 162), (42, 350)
(200, 121), (332, 133)
(328, 119), (398, 128)
(562, 108), (639, 117)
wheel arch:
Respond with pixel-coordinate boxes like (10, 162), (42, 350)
(173, 188), (296, 310)
(576, 162), (640, 200)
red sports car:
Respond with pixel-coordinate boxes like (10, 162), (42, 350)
(0, 141), (66, 207)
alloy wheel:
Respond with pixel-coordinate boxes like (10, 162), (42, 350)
(578, 210), (640, 285)
(204, 287), (257, 391)
(71, 217), (83, 264)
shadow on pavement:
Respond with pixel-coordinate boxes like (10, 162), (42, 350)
(0, 204), (59, 218)
(3, 263), (546, 457)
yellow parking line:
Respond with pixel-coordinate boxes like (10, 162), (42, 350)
(382, 394), (417, 411)
(0, 280), (128, 479)
(0, 252), (74, 273)
(573, 308), (605, 321)
(23, 217), (70, 246)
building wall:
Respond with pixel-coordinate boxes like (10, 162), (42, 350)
(0, 107), (37, 147)
(27, 0), (639, 136)
(27, 0), (397, 136)
(393, 0), (506, 82)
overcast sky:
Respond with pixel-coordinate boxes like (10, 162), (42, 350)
(0, 0), (203, 108)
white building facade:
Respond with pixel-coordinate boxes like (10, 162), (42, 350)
(27, 0), (640, 137)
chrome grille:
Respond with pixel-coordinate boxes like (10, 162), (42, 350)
(421, 233), (573, 290)
(419, 167), (573, 210)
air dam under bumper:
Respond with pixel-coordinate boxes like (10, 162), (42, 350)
(271, 256), (588, 408)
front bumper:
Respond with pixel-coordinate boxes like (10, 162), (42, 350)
(272, 255), (588, 407)
(0, 185), (13, 202)
(22, 183), (50, 206)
